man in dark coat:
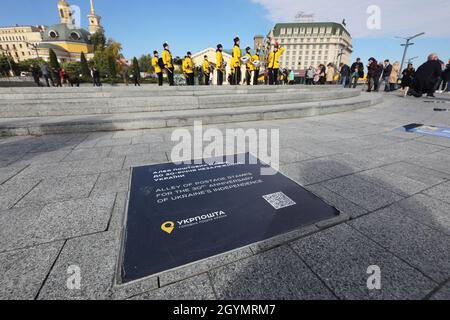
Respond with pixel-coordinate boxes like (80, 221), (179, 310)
(339, 63), (351, 87)
(351, 58), (364, 78)
(366, 57), (378, 92)
(382, 60), (392, 92)
(408, 53), (442, 98)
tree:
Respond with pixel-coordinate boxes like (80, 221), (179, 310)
(80, 52), (90, 78)
(17, 58), (44, 72)
(132, 57), (140, 77)
(49, 49), (60, 70)
(61, 61), (81, 78)
(0, 55), (18, 76)
(107, 53), (117, 84)
(138, 54), (153, 73)
(91, 31), (106, 51)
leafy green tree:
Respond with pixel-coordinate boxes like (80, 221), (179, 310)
(138, 54), (153, 73)
(80, 52), (90, 78)
(0, 55), (18, 76)
(61, 61), (81, 78)
(107, 53), (117, 84)
(91, 31), (106, 51)
(17, 58), (45, 72)
(49, 49), (60, 70)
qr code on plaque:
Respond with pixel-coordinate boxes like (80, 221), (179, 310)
(263, 192), (296, 210)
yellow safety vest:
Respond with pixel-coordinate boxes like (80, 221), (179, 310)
(233, 45), (241, 68)
(216, 51), (224, 70)
(202, 59), (210, 74)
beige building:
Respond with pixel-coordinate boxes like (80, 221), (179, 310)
(0, 25), (46, 62)
(266, 22), (353, 70)
(191, 47), (235, 85)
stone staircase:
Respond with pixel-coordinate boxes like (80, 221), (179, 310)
(0, 85), (383, 136)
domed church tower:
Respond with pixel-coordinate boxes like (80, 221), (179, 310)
(58, 0), (74, 25)
(88, 0), (104, 34)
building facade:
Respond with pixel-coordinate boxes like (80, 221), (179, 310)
(0, 25), (46, 62)
(37, 0), (104, 63)
(266, 22), (353, 70)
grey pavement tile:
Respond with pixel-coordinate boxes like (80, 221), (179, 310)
(107, 192), (126, 233)
(349, 207), (450, 283)
(73, 133), (114, 149)
(0, 177), (41, 211)
(209, 246), (336, 300)
(69, 157), (125, 176)
(422, 181), (450, 205)
(109, 144), (151, 157)
(159, 247), (254, 287)
(305, 184), (368, 218)
(409, 151), (450, 175)
(381, 162), (450, 186)
(319, 174), (404, 211)
(291, 224), (435, 300)
(15, 175), (98, 208)
(38, 232), (121, 300)
(249, 225), (319, 254)
(0, 165), (27, 185)
(95, 138), (132, 147)
(112, 130), (143, 139)
(279, 162), (332, 186)
(0, 241), (63, 300)
(62, 147), (112, 162)
(13, 161), (75, 180)
(16, 150), (72, 165)
(123, 153), (168, 169)
(415, 135), (450, 148)
(129, 274), (216, 300)
(90, 170), (130, 196)
(430, 282), (450, 300)
(277, 148), (315, 164)
(298, 156), (364, 179)
(394, 194), (450, 235)
(0, 195), (115, 252)
(357, 168), (431, 197)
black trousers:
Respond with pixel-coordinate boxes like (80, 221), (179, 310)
(253, 70), (259, 85)
(204, 73), (210, 85)
(133, 76), (140, 86)
(217, 70), (223, 85)
(166, 68), (174, 86)
(185, 73), (194, 86)
(233, 67), (241, 85)
(245, 69), (251, 85)
(268, 68), (279, 85)
(157, 72), (163, 86)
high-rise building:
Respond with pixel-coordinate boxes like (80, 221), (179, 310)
(266, 22), (353, 70)
(0, 25), (46, 62)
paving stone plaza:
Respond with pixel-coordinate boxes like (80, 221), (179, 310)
(0, 85), (449, 300)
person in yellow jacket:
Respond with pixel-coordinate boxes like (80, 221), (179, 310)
(202, 55), (211, 86)
(232, 37), (242, 85)
(252, 49), (261, 85)
(268, 43), (285, 85)
(244, 47), (253, 86)
(151, 50), (163, 86)
(162, 43), (174, 86)
(216, 44), (224, 86)
(182, 51), (194, 86)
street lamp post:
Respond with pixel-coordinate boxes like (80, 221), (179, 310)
(25, 41), (40, 60)
(396, 32), (425, 74)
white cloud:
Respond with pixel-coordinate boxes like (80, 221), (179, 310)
(251, 0), (450, 38)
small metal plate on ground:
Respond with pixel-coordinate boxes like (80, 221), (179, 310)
(120, 153), (340, 283)
(401, 123), (450, 138)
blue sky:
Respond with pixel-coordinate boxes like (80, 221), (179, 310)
(1, 0), (449, 67)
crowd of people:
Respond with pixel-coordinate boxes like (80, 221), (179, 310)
(28, 35), (450, 98)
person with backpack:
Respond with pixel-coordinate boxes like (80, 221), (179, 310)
(152, 51), (163, 86)
(162, 43), (174, 86)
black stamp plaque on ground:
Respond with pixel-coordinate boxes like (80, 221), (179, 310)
(120, 153), (339, 283)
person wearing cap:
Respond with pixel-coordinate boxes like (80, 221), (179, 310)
(162, 43), (174, 86)
(252, 49), (261, 85)
(151, 51), (163, 86)
(216, 44), (224, 86)
(232, 37), (242, 85)
(268, 42), (285, 85)
(202, 55), (211, 85)
(182, 52), (194, 86)
(244, 47), (253, 86)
